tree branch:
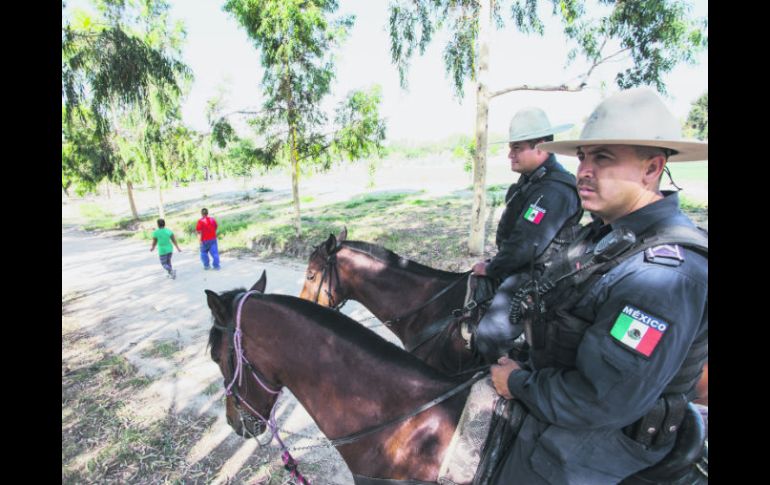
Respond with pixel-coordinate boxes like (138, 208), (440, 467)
(490, 84), (585, 98)
(489, 45), (632, 99)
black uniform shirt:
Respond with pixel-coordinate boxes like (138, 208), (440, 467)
(486, 155), (580, 279)
(507, 192), (708, 429)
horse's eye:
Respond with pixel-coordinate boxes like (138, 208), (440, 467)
(306, 272), (315, 281)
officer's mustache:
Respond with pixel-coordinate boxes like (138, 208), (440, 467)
(577, 179), (598, 190)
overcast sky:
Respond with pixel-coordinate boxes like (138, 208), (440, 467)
(64, 0), (708, 143)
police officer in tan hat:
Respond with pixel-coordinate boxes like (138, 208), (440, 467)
(472, 107), (580, 280)
(472, 107), (582, 363)
(481, 88), (708, 484)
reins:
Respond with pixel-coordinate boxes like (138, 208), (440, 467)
(382, 271), (472, 328)
(328, 370), (488, 447)
(316, 242), (471, 326)
(218, 290), (489, 483)
(221, 290), (310, 485)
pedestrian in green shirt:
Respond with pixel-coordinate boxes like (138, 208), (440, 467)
(150, 219), (182, 279)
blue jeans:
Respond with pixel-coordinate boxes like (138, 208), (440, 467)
(159, 253), (173, 273)
(200, 239), (220, 269)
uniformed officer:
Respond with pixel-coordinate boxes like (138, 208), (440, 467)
(472, 108), (581, 358)
(472, 107), (579, 279)
(485, 88), (708, 484)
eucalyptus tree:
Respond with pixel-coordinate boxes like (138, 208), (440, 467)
(62, 0), (190, 219)
(222, 0), (386, 237)
(62, 105), (117, 197)
(684, 91), (707, 141)
(388, 0), (708, 255)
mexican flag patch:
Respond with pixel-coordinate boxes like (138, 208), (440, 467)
(524, 202), (547, 224)
(610, 305), (669, 357)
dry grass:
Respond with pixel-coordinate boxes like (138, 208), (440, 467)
(62, 310), (348, 485)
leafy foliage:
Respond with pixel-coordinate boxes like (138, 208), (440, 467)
(222, 0), (387, 234)
(388, 0), (708, 98)
(62, 0), (192, 196)
(684, 91), (707, 140)
(62, 106), (118, 196)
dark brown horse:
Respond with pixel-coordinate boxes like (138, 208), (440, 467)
(206, 274), (707, 484)
(299, 229), (708, 406)
(205, 272), (472, 482)
(299, 228), (480, 376)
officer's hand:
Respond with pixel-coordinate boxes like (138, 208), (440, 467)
(472, 261), (487, 276)
(491, 356), (520, 400)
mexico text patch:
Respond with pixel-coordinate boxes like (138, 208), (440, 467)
(610, 305), (668, 357)
(523, 196), (547, 224)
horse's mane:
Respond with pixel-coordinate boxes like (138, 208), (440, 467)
(208, 288), (454, 381)
(342, 240), (462, 279)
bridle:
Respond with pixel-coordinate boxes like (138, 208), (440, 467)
(310, 242), (472, 326)
(215, 290), (282, 434)
(214, 289), (309, 484)
(310, 247), (347, 311)
(214, 289), (488, 482)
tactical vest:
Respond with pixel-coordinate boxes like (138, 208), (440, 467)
(522, 221), (708, 400)
(495, 164), (579, 249)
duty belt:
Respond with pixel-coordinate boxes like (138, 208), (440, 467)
(622, 393), (688, 447)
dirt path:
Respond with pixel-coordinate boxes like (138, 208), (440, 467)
(62, 226), (404, 484)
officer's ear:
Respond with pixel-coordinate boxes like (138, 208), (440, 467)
(643, 156), (666, 186)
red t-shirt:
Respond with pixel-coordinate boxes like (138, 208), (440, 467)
(196, 216), (218, 241)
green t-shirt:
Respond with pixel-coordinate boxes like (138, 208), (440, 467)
(152, 228), (174, 255)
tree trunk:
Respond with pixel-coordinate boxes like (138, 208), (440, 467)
(468, 0), (491, 256)
(290, 127), (301, 238)
(126, 180), (140, 221)
(104, 179), (111, 199)
(149, 150), (166, 219)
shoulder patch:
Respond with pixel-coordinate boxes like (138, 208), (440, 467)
(523, 195), (547, 224)
(644, 244), (684, 266)
(610, 305), (669, 358)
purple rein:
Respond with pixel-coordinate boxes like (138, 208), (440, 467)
(225, 290), (310, 485)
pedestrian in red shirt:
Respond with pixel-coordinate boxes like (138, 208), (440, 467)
(196, 208), (220, 270)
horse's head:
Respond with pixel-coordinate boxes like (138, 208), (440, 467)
(299, 227), (349, 309)
(205, 271), (281, 439)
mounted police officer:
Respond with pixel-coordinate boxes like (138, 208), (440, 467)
(481, 88), (708, 484)
(472, 107), (580, 281)
(471, 108), (582, 355)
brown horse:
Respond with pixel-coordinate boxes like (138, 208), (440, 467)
(299, 229), (708, 406)
(299, 228), (481, 376)
(206, 273), (707, 484)
(205, 272), (472, 482)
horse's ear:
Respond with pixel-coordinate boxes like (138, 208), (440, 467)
(338, 226), (347, 243)
(250, 270), (267, 293)
(324, 233), (337, 253)
(205, 290), (228, 325)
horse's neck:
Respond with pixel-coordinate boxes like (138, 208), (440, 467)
(253, 308), (461, 478)
(342, 250), (463, 335)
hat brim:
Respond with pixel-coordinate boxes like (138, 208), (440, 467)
(537, 138), (708, 162)
(490, 123), (574, 145)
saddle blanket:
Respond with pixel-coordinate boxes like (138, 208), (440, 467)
(437, 376), (500, 485)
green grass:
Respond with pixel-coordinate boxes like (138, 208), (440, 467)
(679, 195), (707, 210)
(141, 340), (181, 359)
(62, 325), (327, 484)
(80, 203), (138, 231)
(76, 165), (707, 269)
(203, 381), (221, 396)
